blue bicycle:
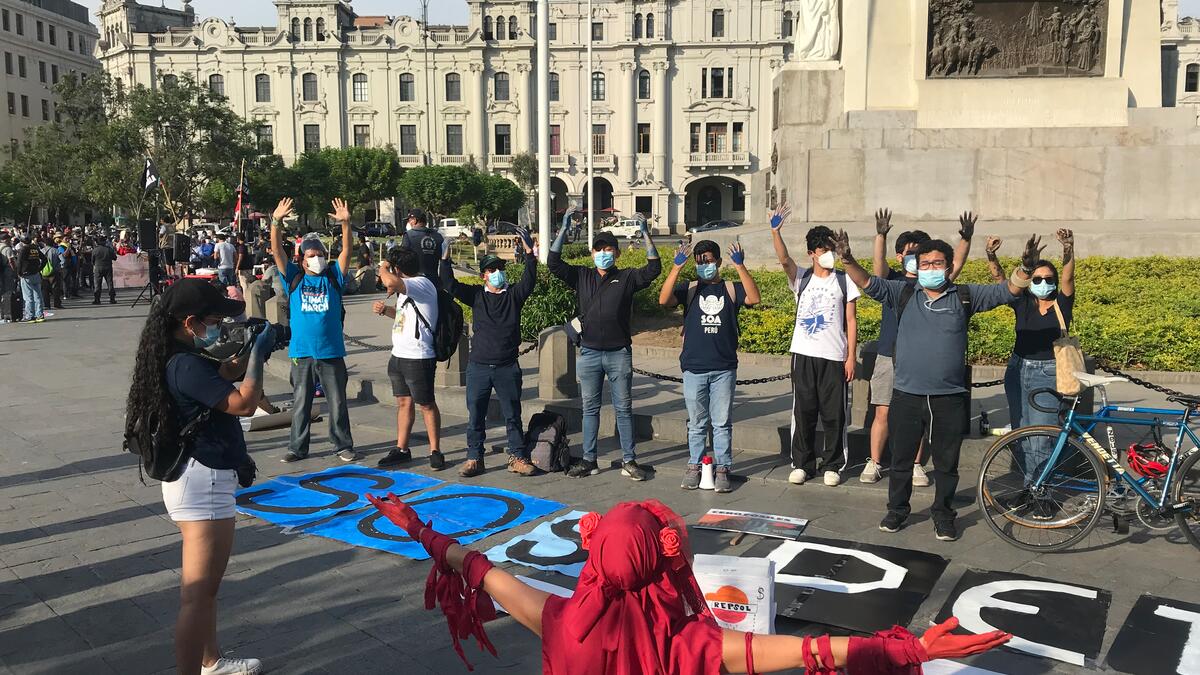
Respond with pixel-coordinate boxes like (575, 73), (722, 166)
(977, 372), (1200, 552)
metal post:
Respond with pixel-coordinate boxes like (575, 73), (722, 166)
(537, 0), (551, 263)
(586, 0), (594, 249)
(421, 0), (432, 164)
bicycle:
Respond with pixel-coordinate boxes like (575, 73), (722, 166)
(977, 371), (1200, 552)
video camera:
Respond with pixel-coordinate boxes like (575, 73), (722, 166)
(205, 318), (291, 360)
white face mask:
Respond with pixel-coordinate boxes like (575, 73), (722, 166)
(306, 256), (327, 274)
(817, 250), (836, 270)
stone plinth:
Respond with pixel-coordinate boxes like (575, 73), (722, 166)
(435, 331), (469, 388)
(538, 326), (578, 400)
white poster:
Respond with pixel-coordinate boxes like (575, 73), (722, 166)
(112, 253), (150, 289)
(693, 554), (775, 635)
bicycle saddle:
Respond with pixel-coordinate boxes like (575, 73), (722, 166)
(1167, 393), (1200, 409)
(1073, 372), (1127, 389)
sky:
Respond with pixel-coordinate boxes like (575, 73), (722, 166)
(78, 0), (470, 27)
(1185, 0), (1200, 18)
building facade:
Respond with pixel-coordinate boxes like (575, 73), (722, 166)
(1, 0), (100, 165)
(1162, 0), (1200, 114)
(97, 0), (798, 231)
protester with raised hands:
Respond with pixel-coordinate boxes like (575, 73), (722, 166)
(658, 239), (759, 493)
(366, 494), (1011, 674)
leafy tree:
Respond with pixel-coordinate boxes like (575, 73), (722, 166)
(7, 125), (87, 222)
(289, 151), (335, 224)
(322, 146), (402, 214)
(509, 152), (538, 193)
(398, 164), (478, 219)
(245, 153), (295, 216)
(0, 166), (28, 221)
(457, 173), (523, 225)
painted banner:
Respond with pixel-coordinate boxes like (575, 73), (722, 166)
(235, 466), (441, 529)
(935, 569), (1111, 668)
(695, 509), (809, 540)
(1106, 594), (1200, 675)
(693, 554), (775, 634)
(485, 510), (589, 577)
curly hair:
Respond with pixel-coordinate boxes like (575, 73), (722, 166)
(124, 298), (182, 443)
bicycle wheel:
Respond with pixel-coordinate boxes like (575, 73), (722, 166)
(1171, 448), (1200, 552)
(977, 425), (1107, 552)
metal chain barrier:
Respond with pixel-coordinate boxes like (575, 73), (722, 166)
(972, 378), (1004, 388)
(1096, 360), (1194, 400)
(518, 342), (538, 356)
(343, 332), (392, 352)
(632, 366), (790, 386)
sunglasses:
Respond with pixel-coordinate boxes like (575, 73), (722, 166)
(1031, 276), (1056, 283)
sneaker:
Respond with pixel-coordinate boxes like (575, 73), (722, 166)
(201, 656), (262, 675)
(567, 459), (599, 478)
(109, 298), (117, 304)
(33, 317), (45, 323)
(459, 459), (485, 478)
(859, 459), (883, 483)
(507, 456), (539, 476)
(934, 520), (959, 542)
(91, 299), (100, 305)
(429, 450), (446, 471)
(788, 468), (808, 485)
(376, 447), (412, 468)
(280, 452), (305, 463)
(823, 471), (842, 487)
(621, 460), (649, 481)
(912, 464), (931, 487)
(681, 464), (702, 490)
(879, 512), (906, 533)
(337, 449), (362, 463)
(714, 467), (732, 493)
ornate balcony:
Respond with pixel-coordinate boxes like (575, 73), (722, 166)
(685, 151), (751, 169)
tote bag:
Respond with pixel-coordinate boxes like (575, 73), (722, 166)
(1053, 301), (1085, 395)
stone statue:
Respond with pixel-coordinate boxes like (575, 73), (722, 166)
(794, 0), (840, 62)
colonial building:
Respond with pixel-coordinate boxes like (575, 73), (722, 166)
(1162, 0), (1200, 114)
(1, 0), (100, 165)
(96, 0), (797, 231)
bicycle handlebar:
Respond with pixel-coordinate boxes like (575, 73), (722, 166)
(1028, 387), (1065, 415)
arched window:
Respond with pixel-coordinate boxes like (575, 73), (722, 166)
(591, 71), (605, 101)
(316, 18), (326, 41)
(483, 16), (493, 40)
(549, 72), (560, 101)
(637, 69), (650, 99)
(633, 13), (643, 39)
(303, 17), (313, 41)
(782, 11), (793, 38)
(445, 72), (461, 101)
(712, 9), (724, 38)
(290, 18), (300, 41)
(646, 13), (655, 38)
(255, 73), (271, 102)
(1188, 63), (1200, 93)
(399, 72), (415, 101)
(509, 15), (518, 39)
(162, 73), (178, 88)
(302, 72), (317, 101)
(352, 73), (368, 102)
(496, 16), (506, 41)
(208, 73), (224, 96)
(494, 71), (510, 100)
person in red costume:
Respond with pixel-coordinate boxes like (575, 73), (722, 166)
(367, 495), (1011, 674)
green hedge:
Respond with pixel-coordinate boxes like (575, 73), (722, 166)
(452, 249), (1200, 371)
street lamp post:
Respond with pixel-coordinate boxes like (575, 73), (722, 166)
(586, 0), (593, 249)
(537, 0), (550, 261)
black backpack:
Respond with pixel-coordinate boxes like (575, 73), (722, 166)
(405, 289), (465, 362)
(526, 409), (569, 473)
(123, 353), (210, 483)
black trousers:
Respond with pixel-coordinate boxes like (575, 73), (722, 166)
(788, 353), (848, 474)
(887, 390), (968, 523)
(94, 268), (115, 301)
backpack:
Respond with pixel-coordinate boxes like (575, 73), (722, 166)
(526, 409), (569, 473)
(405, 288), (465, 362)
(123, 353), (210, 483)
(40, 257), (53, 278)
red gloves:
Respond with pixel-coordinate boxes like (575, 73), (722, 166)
(812, 617), (1010, 674)
(919, 617), (1011, 660)
(366, 492), (424, 538)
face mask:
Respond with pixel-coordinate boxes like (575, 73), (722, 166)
(917, 269), (946, 290)
(696, 262), (719, 280)
(487, 270), (507, 288)
(903, 254), (918, 274)
(193, 322), (220, 349)
(306, 256), (327, 274)
(816, 251), (836, 270)
(593, 251), (615, 270)
(1030, 281), (1057, 299)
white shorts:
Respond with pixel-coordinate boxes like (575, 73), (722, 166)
(161, 458), (238, 521)
(870, 354), (895, 407)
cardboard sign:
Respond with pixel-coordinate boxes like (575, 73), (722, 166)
(112, 253), (150, 288)
(693, 554), (775, 634)
(1107, 594), (1200, 675)
(485, 510), (589, 577)
(936, 569), (1111, 668)
(695, 509), (809, 540)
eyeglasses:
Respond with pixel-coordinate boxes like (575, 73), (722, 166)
(917, 260), (947, 270)
(1031, 276), (1055, 283)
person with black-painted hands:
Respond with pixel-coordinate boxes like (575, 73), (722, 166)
(548, 216), (661, 481)
(441, 225), (540, 478)
(124, 279), (273, 675)
(833, 229), (1035, 542)
(658, 240), (760, 493)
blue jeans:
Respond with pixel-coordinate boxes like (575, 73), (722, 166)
(217, 268), (237, 286)
(1004, 355), (1059, 481)
(578, 346), (635, 463)
(289, 357), (354, 457)
(683, 370), (736, 468)
(19, 274), (43, 320)
(465, 361), (526, 461)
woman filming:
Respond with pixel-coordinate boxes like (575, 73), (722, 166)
(124, 278), (273, 675)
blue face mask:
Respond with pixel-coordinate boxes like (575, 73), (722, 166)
(1030, 281), (1057, 299)
(593, 251), (615, 270)
(487, 270), (507, 288)
(903, 254), (918, 275)
(696, 262), (719, 280)
(917, 269), (946, 290)
(193, 322), (220, 349)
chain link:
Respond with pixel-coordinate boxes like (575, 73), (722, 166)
(343, 333), (392, 352)
(972, 378), (1004, 388)
(632, 366), (790, 386)
(1095, 360), (1194, 400)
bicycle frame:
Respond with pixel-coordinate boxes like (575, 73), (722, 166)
(1035, 388), (1199, 511)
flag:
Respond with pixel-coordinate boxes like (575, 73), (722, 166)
(233, 161), (248, 225)
(233, 190), (244, 226)
(141, 157), (161, 193)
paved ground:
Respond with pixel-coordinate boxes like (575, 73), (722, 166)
(1, 293), (1198, 674)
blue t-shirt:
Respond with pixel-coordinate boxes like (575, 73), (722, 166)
(166, 351), (247, 470)
(280, 261), (347, 359)
(675, 281), (746, 374)
(876, 269), (914, 358)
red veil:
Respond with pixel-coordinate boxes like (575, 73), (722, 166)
(540, 500), (724, 675)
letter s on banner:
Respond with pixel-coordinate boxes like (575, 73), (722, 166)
(953, 580), (1097, 667)
(767, 541), (907, 594)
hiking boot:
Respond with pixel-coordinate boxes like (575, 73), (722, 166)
(788, 469), (808, 485)
(507, 456), (539, 476)
(681, 464), (702, 490)
(376, 447), (412, 468)
(879, 512), (906, 533)
(459, 459), (485, 478)
(859, 459), (883, 483)
(337, 449), (362, 463)
(201, 656), (262, 675)
(714, 467), (732, 493)
(429, 450), (446, 471)
(934, 520), (959, 542)
(621, 460), (649, 481)
(912, 464), (931, 487)
(567, 459), (599, 478)
(280, 452), (305, 463)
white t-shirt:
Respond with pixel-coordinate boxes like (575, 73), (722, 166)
(788, 270), (860, 361)
(391, 276), (439, 359)
(215, 241), (237, 269)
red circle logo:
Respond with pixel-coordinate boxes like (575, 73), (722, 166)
(705, 585), (752, 624)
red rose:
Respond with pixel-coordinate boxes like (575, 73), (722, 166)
(660, 527), (681, 558)
(579, 511), (602, 550)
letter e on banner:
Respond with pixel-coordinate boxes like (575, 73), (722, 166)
(1107, 594), (1200, 675)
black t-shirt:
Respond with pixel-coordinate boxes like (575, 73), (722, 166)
(1011, 292), (1074, 361)
(875, 268), (912, 358)
(403, 227), (444, 282)
(675, 281), (746, 373)
(236, 243), (254, 270)
(166, 351), (248, 470)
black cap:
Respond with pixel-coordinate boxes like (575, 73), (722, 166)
(162, 278), (245, 319)
(479, 255), (507, 272)
(406, 208), (427, 225)
(592, 231), (619, 251)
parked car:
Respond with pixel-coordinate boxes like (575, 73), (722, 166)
(687, 219), (739, 235)
(601, 218), (644, 239)
(437, 218), (471, 239)
(357, 221), (396, 237)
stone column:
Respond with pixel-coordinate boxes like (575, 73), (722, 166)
(652, 60), (669, 187)
(538, 327), (578, 399)
(517, 62), (533, 152)
(470, 63), (488, 170)
(619, 61), (637, 185)
(323, 63), (345, 147)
